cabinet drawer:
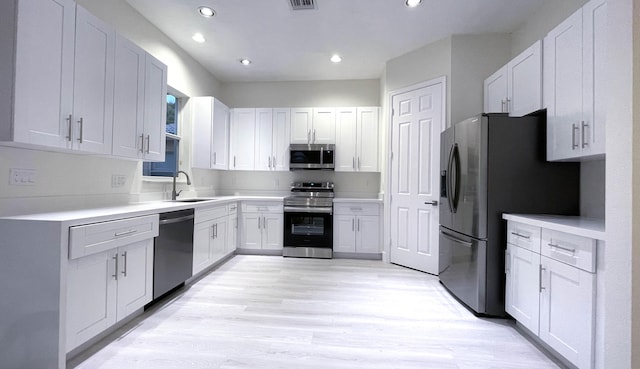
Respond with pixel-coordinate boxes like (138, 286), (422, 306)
(241, 201), (283, 213)
(541, 229), (596, 273)
(195, 205), (227, 224)
(69, 215), (159, 260)
(334, 202), (379, 216)
(507, 221), (541, 253)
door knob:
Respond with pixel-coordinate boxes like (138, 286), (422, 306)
(425, 201), (438, 206)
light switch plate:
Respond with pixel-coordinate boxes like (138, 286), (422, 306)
(111, 175), (126, 188)
(10, 168), (36, 186)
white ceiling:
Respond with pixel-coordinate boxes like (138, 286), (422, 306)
(126, 0), (547, 83)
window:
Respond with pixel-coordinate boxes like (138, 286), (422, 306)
(143, 93), (181, 177)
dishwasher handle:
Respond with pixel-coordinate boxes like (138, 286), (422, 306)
(159, 214), (195, 225)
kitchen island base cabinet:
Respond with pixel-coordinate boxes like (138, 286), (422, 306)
(66, 238), (154, 352)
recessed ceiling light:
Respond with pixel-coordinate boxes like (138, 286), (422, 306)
(192, 33), (206, 43)
(240, 59), (251, 66)
(198, 6), (215, 17)
(405, 0), (422, 8)
(330, 54), (342, 63)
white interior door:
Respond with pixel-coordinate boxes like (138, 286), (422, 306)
(389, 80), (443, 274)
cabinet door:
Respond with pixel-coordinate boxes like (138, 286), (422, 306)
(357, 107), (380, 172)
(230, 108), (256, 170)
(290, 108), (312, 143)
(334, 215), (356, 252)
(66, 250), (117, 352)
(545, 9), (584, 161)
(112, 35), (145, 159)
(272, 108), (291, 171)
(227, 214), (238, 253)
(539, 256), (595, 369)
(193, 221), (214, 274)
(255, 108), (274, 171)
(356, 215), (380, 253)
(211, 218), (228, 263)
(143, 53), (167, 161)
(508, 41), (542, 117)
(13, 0), (75, 149)
(312, 108), (336, 144)
(483, 65), (508, 113)
(116, 239), (153, 321)
(335, 107), (357, 172)
(505, 244), (541, 335)
(240, 213), (262, 249)
(73, 6), (114, 154)
(582, 0), (607, 157)
(262, 213), (284, 250)
(191, 97), (214, 169)
(211, 98), (229, 170)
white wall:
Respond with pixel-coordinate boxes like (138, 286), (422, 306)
(220, 80), (380, 108)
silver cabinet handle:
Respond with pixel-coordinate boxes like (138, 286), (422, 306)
(501, 100), (506, 113)
(425, 201), (438, 206)
(572, 123), (579, 149)
(313, 129), (316, 143)
(307, 129), (311, 143)
(268, 156), (272, 169)
(257, 216), (261, 229)
(581, 121), (589, 148)
(215, 223), (218, 239)
(213, 152), (217, 165)
(506, 98), (511, 113)
(121, 251), (128, 277)
(77, 117), (84, 143)
(263, 216), (266, 230)
(112, 254), (119, 280)
(548, 242), (576, 254)
(66, 114), (73, 141)
(115, 229), (137, 237)
(358, 157), (361, 170)
(139, 134), (145, 153)
(352, 218), (355, 231)
(539, 265), (546, 292)
(145, 135), (150, 154)
(357, 218), (360, 232)
(211, 224), (215, 239)
(272, 156), (276, 168)
(510, 231), (530, 239)
(352, 157), (356, 169)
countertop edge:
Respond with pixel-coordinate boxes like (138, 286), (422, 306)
(503, 213), (606, 240)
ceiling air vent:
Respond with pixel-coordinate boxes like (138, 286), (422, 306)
(289, 0), (316, 10)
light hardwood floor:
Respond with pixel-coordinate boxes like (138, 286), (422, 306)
(68, 255), (561, 369)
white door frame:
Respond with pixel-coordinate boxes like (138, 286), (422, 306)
(383, 76), (447, 264)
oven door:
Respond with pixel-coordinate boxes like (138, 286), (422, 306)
(283, 208), (333, 249)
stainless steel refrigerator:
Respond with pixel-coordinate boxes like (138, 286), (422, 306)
(438, 113), (579, 316)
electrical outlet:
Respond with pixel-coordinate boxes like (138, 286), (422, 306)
(9, 168), (36, 186)
(111, 175), (126, 188)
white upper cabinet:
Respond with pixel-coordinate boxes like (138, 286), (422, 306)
(8, 0), (76, 149)
(112, 36), (146, 159)
(191, 96), (229, 170)
(545, 0), (606, 161)
(142, 53), (167, 161)
(229, 108), (256, 170)
(484, 41), (542, 117)
(290, 107), (335, 144)
(255, 108), (291, 171)
(336, 107), (379, 172)
(72, 5), (115, 154)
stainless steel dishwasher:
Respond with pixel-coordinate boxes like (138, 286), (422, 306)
(153, 209), (194, 300)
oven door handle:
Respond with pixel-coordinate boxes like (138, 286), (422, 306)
(284, 206), (333, 214)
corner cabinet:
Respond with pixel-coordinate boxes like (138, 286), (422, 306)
(504, 217), (599, 369)
(335, 107), (379, 172)
(192, 97), (229, 170)
(238, 201), (284, 252)
(112, 36), (167, 161)
(484, 40), (542, 117)
(545, 0), (606, 161)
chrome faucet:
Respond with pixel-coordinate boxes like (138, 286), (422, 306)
(171, 170), (192, 200)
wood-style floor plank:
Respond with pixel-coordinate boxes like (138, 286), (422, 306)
(68, 255), (560, 369)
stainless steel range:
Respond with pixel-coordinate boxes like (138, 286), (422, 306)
(283, 181), (334, 259)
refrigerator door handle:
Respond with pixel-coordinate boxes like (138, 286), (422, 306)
(446, 144), (455, 212)
(450, 144), (461, 213)
(440, 229), (473, 247)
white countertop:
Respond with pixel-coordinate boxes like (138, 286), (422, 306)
(503, 213), (606, 240)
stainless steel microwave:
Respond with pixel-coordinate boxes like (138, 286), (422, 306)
(289, 144), (335, 170)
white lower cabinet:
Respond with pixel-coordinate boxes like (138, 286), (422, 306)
(239, 201), (283, 251)
(193, 204), (230, 275)
(505, 220), (596, 369)
(66, 216), (157, 353)
(227, 203), (238, 253)
(333, 202), (380, 254)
